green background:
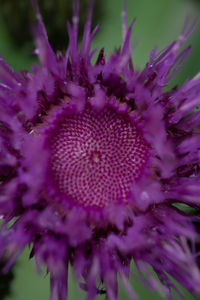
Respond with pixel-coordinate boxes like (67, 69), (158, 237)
(0, 0), (200, 299)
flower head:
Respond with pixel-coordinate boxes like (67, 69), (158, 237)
(0, 1), (200, 300)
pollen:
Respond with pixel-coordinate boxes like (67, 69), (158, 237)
(49, 106), (149, 207)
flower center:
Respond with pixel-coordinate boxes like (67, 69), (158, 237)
(48, 106), (149, 207)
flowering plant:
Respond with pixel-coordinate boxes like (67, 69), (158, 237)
(0, 1), (200, 300)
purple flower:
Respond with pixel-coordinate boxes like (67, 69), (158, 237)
(0, 1), (200, 299)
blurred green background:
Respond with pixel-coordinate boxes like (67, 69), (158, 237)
(0, 0), (200, 299)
